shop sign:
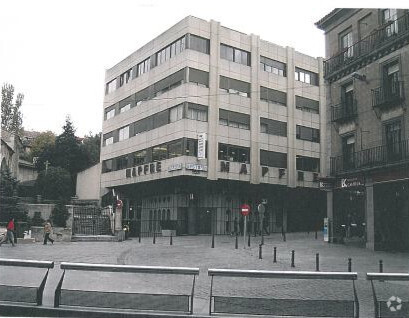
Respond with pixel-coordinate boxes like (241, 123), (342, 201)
(340, 177), (364, 188)
(186, 163), (208, 171)
(197, 133), (206, 160)
(168, 163), (183, 172)
(125, 162), (162, 178)
(319, 178), (334, 190)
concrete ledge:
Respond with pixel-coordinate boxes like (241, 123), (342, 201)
(16, 238), (36, 244)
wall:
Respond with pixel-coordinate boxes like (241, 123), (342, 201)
(76, 163), (101, 200)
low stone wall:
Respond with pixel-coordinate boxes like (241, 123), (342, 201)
(24, 203), (55, 220)
(31, 226), (72, 243)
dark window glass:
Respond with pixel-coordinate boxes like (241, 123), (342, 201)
(219, 109), (250, 129)
(295, 67), (319, 86)
(152, 144), (168, 161)
(260, 150), (287, 168)
(218, 143), (250, 163)
(220, 44), (250, 66)
(296, 125), (320, 143)
(102, 159), (113, 173)
(220, 76), (251, 97)
(132, 150), (147, 166)
(295, 96), (319, 114)
(188, 34), (210, 54)
(296, 155), (320, 172)
(185, 138), (197, 157)
(189, 68), (209, 87)
(260, 56), (286, 76)
(260, 86), (287, 105)
(168, 140), (183, 158)
(260, 118), (287, 136)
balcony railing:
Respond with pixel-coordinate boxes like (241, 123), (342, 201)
(324, 12), (409, 79)
(371, 81), (405, 109)
(330, 139), (409, 175)
(331, 99), (358, 123)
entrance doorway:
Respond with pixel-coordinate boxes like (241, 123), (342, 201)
(196, 209), (212, 234)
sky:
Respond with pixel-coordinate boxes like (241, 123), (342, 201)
(0, 0), (405, 137)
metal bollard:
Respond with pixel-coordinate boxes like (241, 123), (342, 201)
(273, 247), (277, 263)
(348, 258), (352, 272)
(138, 232), (141, 243)
(379, 260), (383, 273)
(291, 250), (295, 267)
(170, 234), (173, 246)
(211, 234), (215, 248)
(153, 232), (156, 244)
(283, 232), (286, 242)
(316, 253), (320, 272)
(315, 231), (318, 240)
(235, 234), (238, 249)
(248, 233), (251, 247)
(259, 244), (262, 259)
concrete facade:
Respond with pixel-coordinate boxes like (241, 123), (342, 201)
(316, 9), (409, 251)
(100, 16), (326, 237)
(76, 163), (101, 200)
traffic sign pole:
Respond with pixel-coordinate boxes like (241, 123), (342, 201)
(243, 215), (247, 249)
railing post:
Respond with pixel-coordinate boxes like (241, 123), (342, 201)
(247, 233), (250, 247)
(259, 244), (262, 259)
(235, 234), (238, 249)
(348, 258), (352, 272)
(379, 260), (383, 273)
(153, 232), (156, 244)
(316, 253), (320, 272)
(170, 234), (173, 246)
(291, 250), (295, 268)
(273, 247), (277, 263)
(139, 231), (141, 243)
(211, 233), (214, 248)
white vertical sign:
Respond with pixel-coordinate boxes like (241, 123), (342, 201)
(197, 133), (206, 159)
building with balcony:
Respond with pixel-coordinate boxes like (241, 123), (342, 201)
(100, 16), (326, 237)
(316, 9), (409, 251)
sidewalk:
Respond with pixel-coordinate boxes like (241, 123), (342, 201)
(0, 232), (408, 317)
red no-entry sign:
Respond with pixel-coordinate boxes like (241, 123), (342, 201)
(240, 204), (251, 216)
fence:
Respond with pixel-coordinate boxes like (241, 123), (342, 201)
(72, 206), (112, 235)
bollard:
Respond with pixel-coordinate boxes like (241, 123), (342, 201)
(291, 250), (295, 267)
(235, 234), (238, 249)
(138, 232), (141, 243)
(379, 260), (383, 273)
(248, 233), (251, 247)
(283, 232), (286, 242)
(211, 234), (215, 248)
(273, 247), (277, 263)
(316, 253), (320, 272)
(153, 232), (156, 244)
(259, 244), (262, 259)
(261, 234), (264, 246)
(170, 234), (173, 246)
(348, 258), (352, 272)
(315, 231), (318, 240)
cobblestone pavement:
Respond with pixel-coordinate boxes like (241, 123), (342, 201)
(0, 232), (408, 317)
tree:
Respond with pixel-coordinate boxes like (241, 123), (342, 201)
(35, 166), (73, 200)
(79, 132), (101, 171)
(1, 83), (24, 135)
(0, 167), (28, 222)
(31, 131), (56, 159)
(50, 201), (69, 227)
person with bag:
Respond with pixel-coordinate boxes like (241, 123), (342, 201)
(43, 220), (54, 245)
(0, 218), (16, 247)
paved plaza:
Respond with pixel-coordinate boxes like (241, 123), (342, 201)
(0, 232), (408, 317)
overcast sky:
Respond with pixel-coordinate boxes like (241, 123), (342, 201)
(0, 0), (405, 136)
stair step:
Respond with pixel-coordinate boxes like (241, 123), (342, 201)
(71, 235), (117, 242)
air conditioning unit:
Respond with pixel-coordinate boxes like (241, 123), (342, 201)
(279, 168), (285, 178)
(313, 173), (319, 182)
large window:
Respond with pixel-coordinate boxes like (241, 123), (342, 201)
(220, 76), (251, 97)
(186, 103), (207, 122)
(168, 140), (183, 158)
(260, 150), (287, 168)
(296, 125), (320, 143)
(260, 118), (287, 136)
(169, 104), (184, 122)
(220, 44), (250, 66)
(105, 108), (115, 120)
(260, 86), (287, 106)
(385, 119), (402, 160)
(104, 136), (114, 146)
(152, 144), (168, 161)
(118, 126), (129, 141)
(219, 109), (250, 130)
(296, 155), (320, 172)
(295, 96), (320, 114)
(382, 9), (398, 36)
(218, 143), (250, 163)
(188, 34), (210, 54)
(295, 67), (319, 86)
(340, 29), (353, 59)
(342, 135), (355, 169)
(156, 36), (186, 67)
(137, 57), (151, 76)
(120, 69), (132, 87)
(189, 68), (209, 87)
(132, 150), (147, 166)
(120, 103), (131, 113)
(260, 56), (286, 76)
(383, 61), (400, 99)
(105, 78), (117, 95)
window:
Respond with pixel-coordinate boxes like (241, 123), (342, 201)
(185, 138), (197, 157)
(260, 118), (287, 137)
(116, 155), (128, 170)
(218, 143), (250, 163)
(152, 144), (168, 161)
(220, 44), (250, 66)
(260, 86), (287, 106)
(294, 68), (319, 86)
(102, 159), (113, 173)
(137, 57), (151, 76)
(382, 9), (398, 36)
(219, 109), (250, 130)
(383, 61), (400, 99)
(118, 126), (129, 141)
(188, 34), (210, 54)
(132, 150), (147, 166)
(341, 82), (354, 113)
(340, 29), (353, 59)
(296, 155), (320, 172)
(342, 135), (355, 169)
(120, 103), (131, 113)
(168, 140), (183, 158)
(385, 119), (402, 160)
(260, 150), (287, 168)
(105, 78), (117, 94)
(189, 68), (209, 87)
(106, 108), (115, 120)
(295, 96), (320, 114)
(220, 76), (251, 97)
(260, 56), (286, 76)
(104, 137), (114, 146)
(296, 125), (320, 143)
(156, 36), (186, 67)
(186, 103), (207, 121)
(170, 104), (183, 122)
(120, 69), (132, 87)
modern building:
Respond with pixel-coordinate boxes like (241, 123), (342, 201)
(316, 9), (409, 251)
(100, 16), (326, 237)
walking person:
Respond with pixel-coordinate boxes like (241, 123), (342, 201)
(43, 220), (54, 245)
(0, 218), (16, 247)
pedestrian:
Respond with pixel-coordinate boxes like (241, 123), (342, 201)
(233, 217), (238, 235)
(262, 216), (270, 235)
(0, 218), (15, 247)
(43, 220), (54, 245)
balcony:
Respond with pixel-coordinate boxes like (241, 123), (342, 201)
(371, 81), (405, 110)
(324, 12), (409, 80)
(331, 99), (357, 123)
(330, 139), (409, 175)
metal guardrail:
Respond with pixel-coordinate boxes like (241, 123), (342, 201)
(366, 273), (409, 318)
(208, 269), (359, 317)
(0, 258), (54, 306)
(55, 262), (200, 314)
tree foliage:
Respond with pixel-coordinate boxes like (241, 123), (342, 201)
(0, 167), (28, 222)
(50, 201), (69, 227)
(35, 166), (73, 200)
(31, 131), (56, 158)
(1, 83), (24, 135)
(79, 132), (101, 169)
